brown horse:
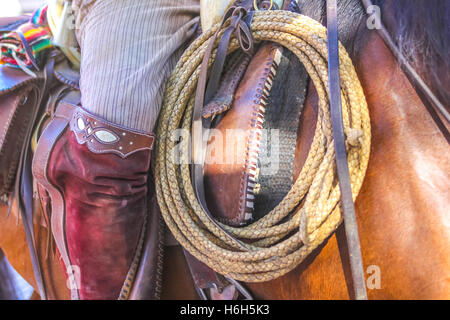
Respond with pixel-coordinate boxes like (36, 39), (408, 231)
(1, 0), (449, 299)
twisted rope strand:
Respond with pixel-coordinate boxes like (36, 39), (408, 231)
(155, 10), (371, 282)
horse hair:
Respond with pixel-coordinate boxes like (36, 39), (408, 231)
(296, 0), (449, 105)
(389, 0), (449, 105)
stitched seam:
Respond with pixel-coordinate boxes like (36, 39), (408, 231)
(54, 71), (80, 90)
(0, 77), (40, 94)
(0, 94), (20, 146)
(235, 45), (281, 225)
(76, 108), (155, 137)
(0, 89), (32, 193)
(154, 215), (165, 300)
(118, 212), (147, 300)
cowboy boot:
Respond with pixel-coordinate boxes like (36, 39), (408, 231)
(32, 100), (160, 300)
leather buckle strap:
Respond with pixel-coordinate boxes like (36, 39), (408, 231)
(183, 249), (253, 300)
(326, 0), (368, 300)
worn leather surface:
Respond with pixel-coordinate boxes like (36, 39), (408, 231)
(128, 185), (163, 300)
(0, 65), (41, 195)
(33, 103), (155, 300)
(32, 101), (76, 298)
(201, 0), (299, 227)
(0, 58), (74, 198)
(204, 43), (281, 226)
(0, 65), (37, 92)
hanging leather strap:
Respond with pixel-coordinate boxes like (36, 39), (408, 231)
(12, 56), (58, 300)
(191, 1), (255, 250)
(326, 0), (368, 300)
(185, 0), (258, 299)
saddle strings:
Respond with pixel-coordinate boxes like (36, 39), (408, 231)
(155, 10), (371, 282)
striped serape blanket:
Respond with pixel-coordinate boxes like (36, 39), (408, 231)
(0, 5), (53, 76)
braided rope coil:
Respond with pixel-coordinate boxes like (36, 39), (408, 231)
(155, 10), (371, 282)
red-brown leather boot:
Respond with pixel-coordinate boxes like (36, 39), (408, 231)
(32, 101), (158, 300)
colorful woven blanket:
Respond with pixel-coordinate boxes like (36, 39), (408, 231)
(0, 5), (53, 75)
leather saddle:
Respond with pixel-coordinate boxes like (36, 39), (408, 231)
(0, 54), (79, 203)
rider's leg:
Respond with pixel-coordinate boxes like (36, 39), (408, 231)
(33, 0), (199, 300)
(73, 0), (200, 132)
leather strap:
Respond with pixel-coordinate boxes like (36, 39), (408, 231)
(191, 0), (255, 250)
(183, 248), (253, 300)
(186, 0), (258, 299)
(187, 0), (298, 300)
(202, 51), (252, 119)
(183, 249), (227, 299)
(128, 191), (164, 300)
(32, 92), (79, 300)
(326, 0), (367, 300)
(14, 29), (39, 70)
(13, 57), (59, 300)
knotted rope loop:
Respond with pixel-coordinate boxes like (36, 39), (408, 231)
(156, 10), (371, 282)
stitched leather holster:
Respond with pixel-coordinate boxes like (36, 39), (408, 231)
(203, 0), (301, 226)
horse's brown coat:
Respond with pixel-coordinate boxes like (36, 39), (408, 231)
(244, 28), (450, 300)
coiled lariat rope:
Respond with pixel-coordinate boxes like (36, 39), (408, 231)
(155, 10), (371, 282)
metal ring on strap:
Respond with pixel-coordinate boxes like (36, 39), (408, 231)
(254, 0), (274, 10)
